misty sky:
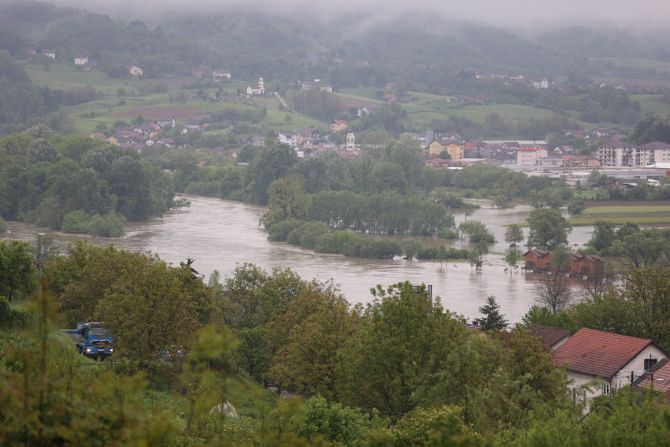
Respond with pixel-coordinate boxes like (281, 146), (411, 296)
(49, 0), (670, 28)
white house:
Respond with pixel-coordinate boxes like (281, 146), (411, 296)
(247, 77), (265, 96)
(212, 70), (231, 81)
(552, 328), (667, 407)
(129, 65), (144, 77)
(277, 131), (297, 146)
(516, 147), (548, 168)
(345, 132), (356, 150)
(74, 56), (89, 66)
(42, 50), (56, 60)
(532, 78), (550, 89)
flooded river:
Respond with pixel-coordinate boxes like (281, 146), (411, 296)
(3, 195), (593, 322)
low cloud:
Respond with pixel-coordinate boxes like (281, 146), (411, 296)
(46, 0), (670, 28)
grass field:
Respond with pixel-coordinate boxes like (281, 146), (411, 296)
(338, 88), (624, 137)
(568, 203), (670, 226)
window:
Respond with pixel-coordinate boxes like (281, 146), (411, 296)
(602, 382), (611, 395)
(644, 358), (658, 371)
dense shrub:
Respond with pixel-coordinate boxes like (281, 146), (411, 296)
(89, 213), (125, 237)
(61, 210), (91, 234)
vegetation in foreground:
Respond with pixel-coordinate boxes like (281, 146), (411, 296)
(1, 238), (670, 445)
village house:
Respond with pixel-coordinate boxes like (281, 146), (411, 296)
(156, 118), (176, 130)
(41, 50), (56, 60)
(563, 155), (601, 168)
(634, 359), (670, 402)
(523, 250), (604, 276)
(517, 147), (548, 168)
(532, 78), (550, 89)
(247, 77), (265, 96)
(129, 65), (143, 77)
(530, 325), (571, 352)
(330, 120), (348, 133)
(522, 250), (551, 271)
(345, 133), (357, 150)
(213, 70), (232, 81)
(301, 79), (333, 93)
(73, 56), (88, 66)
(427, 140), (445, 158)
(192, 68), (204, 78)
(277, 131), (298, 146)
(446, 143), (464, 160)
(570, 254), (604, 277)
(553, 328), (667, 406)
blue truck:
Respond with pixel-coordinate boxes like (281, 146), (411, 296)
(63, 322), (114, 360)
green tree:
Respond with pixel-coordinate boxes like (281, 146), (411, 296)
(473, 296), (508, 330)
(94, 259), (204, 366)
(335, 283), (466, 416)
(247, 144), (298, 204)
(268, 289), (357, 399)
(504, 223), (524, 249)
(363, 406), (485, 447)
(266, 175), (310, 225)
(222, 264), (306, 328)
(299, 396), (370, 446)
(527, 208), (571, 250)
(0, 240), (35, 301)
(588, 221), (616, 251)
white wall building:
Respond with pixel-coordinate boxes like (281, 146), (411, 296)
(74, 56), (88, 66)
(597, 141), (670, 168)
(552, 328), (667, 408)
(516, 147), (548, 168)
(247, 77), (265, 96)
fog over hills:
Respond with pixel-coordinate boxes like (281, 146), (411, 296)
(28, 0), (670, 28)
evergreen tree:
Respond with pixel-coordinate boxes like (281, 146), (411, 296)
(473, 295), (508, 330)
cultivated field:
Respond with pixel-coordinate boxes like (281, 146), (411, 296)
(568, 202), (670, 226)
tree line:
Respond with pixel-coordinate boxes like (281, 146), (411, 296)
(0, 130), (174, 236)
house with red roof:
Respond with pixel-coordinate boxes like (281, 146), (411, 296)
(634, 359), (670, 402)
(552, 328), (666, 405)
(530, 325), (571, 352)
(522, 249), (551, 271)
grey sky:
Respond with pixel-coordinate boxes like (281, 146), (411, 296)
(50, 0), (670, 27)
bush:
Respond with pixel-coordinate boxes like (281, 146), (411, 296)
(88, 213), (125, 237)
(315, 231), (356, 253)
(439, 228), (459, 240)
(0, 218), (7, 235)
(400, 239), (423, 259)
(417, 246), (470, 260)
(61, 210), (91, 234)
(0, 296), (31, 329)
(267, 219), (302, 241)
(287, 228), (304, 245)
(298, 222), (329, 249)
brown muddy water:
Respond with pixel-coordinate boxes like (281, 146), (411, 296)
(3, 195), (594, 322)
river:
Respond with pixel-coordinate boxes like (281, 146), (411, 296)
(3, 195), (594, 323)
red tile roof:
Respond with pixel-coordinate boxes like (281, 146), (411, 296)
(530, 325), (571, 350)
(634, 359), (670, 401)
(553, 328), (654, 379)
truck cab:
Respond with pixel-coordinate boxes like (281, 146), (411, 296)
(75, 322), (114, 359)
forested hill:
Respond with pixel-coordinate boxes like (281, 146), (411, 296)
(0, 1), (638, 83)
(3, 1), (670, 88)
(0, 51), (56, 134)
